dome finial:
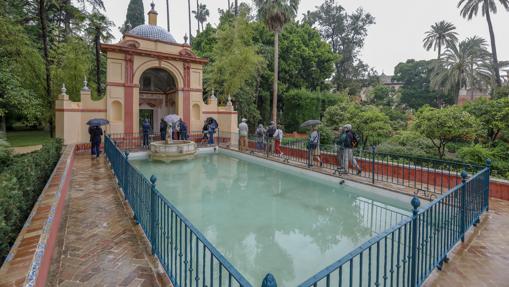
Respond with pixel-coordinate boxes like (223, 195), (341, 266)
(148, 1), (158, 26)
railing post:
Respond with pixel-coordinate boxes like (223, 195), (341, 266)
(261, 273), (277, 287)
(486, 159), (491, 211)
(371, 145), (376, 184)
(460, 170), (468, 242)
(123, 151), (129, 199)
(150, 175), (157, 255)
(410, 196), (421, 287)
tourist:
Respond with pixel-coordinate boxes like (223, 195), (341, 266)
(238, 118), (249, 152)
(307, 126), (322, 167)
(265, 121), (276, 156)
(201, 120), (209, 144)
(342, 124), (362, 175)
(90, 125), (103, 158)
(179, 119), (188, 140)
(255, 124), (265, 151)
(208, 118), (218, 145)
(160, 119), (167, 141)
(142, 119), (151, 148)
(273, 124), (284, 156)
(335, 126), (347, 173)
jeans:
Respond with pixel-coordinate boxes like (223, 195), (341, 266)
(180, 131), (188, 140)
(161, 131), (166, 141)
(143, 133), (149, 147)
(343, 148), (361, 172)
(91, 142), (100, 157)
(208, 131), (214, 145)
(256, 141), (265, 150)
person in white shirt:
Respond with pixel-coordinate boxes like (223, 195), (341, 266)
(238, 118), (249, 152)
(273, 124), (284, 155)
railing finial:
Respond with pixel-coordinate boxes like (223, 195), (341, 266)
(261, 273), (277, 287)
(411, 196), (420, 215)
(461, 170), (468, 181)
(150, 175), (157, 185)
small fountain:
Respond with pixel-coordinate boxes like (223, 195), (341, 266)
(150, 115), (197, 162)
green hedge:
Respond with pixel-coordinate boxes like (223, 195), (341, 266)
(0, 139), (62, 265)
(282, 89), (346, 132)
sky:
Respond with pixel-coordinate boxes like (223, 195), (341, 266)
(103, 0), (509, 75)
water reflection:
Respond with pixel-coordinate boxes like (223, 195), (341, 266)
(132, 154), (409, 286)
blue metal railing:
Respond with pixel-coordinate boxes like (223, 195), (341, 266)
(297, 166), (490, 287)
(105, 135), (252, 287)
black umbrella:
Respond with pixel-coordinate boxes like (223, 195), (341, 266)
(86, 118), (110, 126)
(300, 120), (321, 129)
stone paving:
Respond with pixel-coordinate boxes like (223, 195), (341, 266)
(47, 154), (169, 287)
(424, 198), (509, 287)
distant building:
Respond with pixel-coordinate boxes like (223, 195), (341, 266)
(457, 88), (490, 106)
(360, 73), (402, 102)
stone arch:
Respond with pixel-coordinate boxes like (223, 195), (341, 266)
(111, 100), (123, 122)
(133, 60), (184, 89)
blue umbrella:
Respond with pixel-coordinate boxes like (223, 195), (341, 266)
(86, 118), (110, 126)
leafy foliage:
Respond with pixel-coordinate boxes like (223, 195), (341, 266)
(324, 101), (391, 147)
(393, 59), (451, 109)
(0, 139), (62, 264)
(463, 97), (509, 144)
(414, 106), (478, 158)
(121, 0), (144, 33)
(282, 89), (346, 132)
(305, 0), (376, 94)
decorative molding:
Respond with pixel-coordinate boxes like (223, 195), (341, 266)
(107, 82), (140, 88)
(55, 108), (107, 113)
(203, 111), (238, 115)
(101, 43), (208, 65)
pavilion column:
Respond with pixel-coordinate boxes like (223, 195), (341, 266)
(124, 54), (134, 134)
(183, 62), (191, 125)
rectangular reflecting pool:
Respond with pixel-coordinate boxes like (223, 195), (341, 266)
(131, 151), (411, 286)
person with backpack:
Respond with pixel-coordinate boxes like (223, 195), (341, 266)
(307, 126), (322, 168)
(265, 121), (276, 156)
(255, 124), (265, 151)
(89, 125), (103, 158)
(335, 126), (347, 172)
(342, 124), (362, 175)
(273, 124), (284, 156)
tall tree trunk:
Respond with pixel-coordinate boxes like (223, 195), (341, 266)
(95, 32), (101, 97)
(228, 0), (230, 11)
(485, 9), (502, 87)
(437, 42), (441, 60)
(196, 0), (200, 33)
(235, 0), (238, 16)
(187, 0), (192, 44)
(272, 32), (279, 123)
(0, 116), (6, 134)
(39, 0), (54, 137)
(166, 0), (170, 32)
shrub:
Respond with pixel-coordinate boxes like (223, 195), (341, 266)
(0, 138), (62, 264)
(0, 137), (11, 173)
(457, 142), (509, 179)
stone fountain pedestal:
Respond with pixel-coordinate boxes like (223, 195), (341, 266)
(150, 140), (197, 162)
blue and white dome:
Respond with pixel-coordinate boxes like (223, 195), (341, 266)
(127, 24), (177, 43)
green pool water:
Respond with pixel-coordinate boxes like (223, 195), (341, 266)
(131, 152), (411, 286)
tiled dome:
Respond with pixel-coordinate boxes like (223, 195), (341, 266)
(127, 25), (177, 43)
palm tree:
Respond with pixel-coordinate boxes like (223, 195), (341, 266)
(192, 3), (209, 33)
(254, 0), (299, 123)
(458, 0), (509, 87)
(166, 0), (170, 31)
(86, 11), (114, 97)
(187, 0), (192, 44)
(431, 36), (493, 102)
(423, 21), (459, 59)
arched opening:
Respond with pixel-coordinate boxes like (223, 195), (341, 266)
(138, 68), (178, 132)
(111, 101), (123, 122)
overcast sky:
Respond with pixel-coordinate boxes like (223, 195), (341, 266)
(103, 0), (509, 75)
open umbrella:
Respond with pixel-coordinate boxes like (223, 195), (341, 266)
(86, 118), (109, 126)
(300, 120), (321, 129)
(164, 114), (180, 125)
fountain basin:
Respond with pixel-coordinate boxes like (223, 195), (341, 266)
(150, 140), (197, 162)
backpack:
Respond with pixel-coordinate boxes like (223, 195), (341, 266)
(266, 126), (276, 138)
(351, 132), (360, 148)
(256, 128), (264, 137)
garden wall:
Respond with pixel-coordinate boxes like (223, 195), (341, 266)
(0, 144), (75, 287)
